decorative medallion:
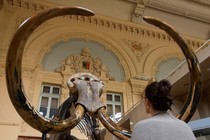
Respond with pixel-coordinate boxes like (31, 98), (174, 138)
(55, 48), (111, 79)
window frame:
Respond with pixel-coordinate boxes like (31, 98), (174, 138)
(38, 83), (61, 119)
(106, 92), (123, 121)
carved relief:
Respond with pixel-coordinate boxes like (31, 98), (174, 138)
(187, 40), (204, 51)
(147, 0), (210, 23)
(5, 0), (210, 23)
(13, 11), (203, 50)
(132, 4), (145, 23)
(133, 74), (151, 81)
(6, 0), (47, 11)
(123, 39), (151, 62)
(55, 47), (111, 80)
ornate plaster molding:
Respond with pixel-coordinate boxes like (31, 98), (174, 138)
(7, 0), (204, 47)
(132, 3), (145, 23)
(37, 33), (131, 81)
(65, 15), (204, 48)
(127, 0), (210, 23)
(11, 5), (205, 51)
(148, 1), (210, 23)
(187, 40), (206, 51)
(122, 39), (152, 62)
(54, 47), (112, 80)
(5, 0), (49, 12)
(122, 38), (203, 64)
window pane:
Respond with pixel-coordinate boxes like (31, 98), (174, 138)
(107, 104), (113, 116)
(39, 107), (47, 117)
(52, 87), (60, 95)
(115, 105), (121, 113)
(51, 98), (58, 108)
(49, 98), (58, 118)
(43, 86), (50, 93)
(39, 84), (61, 118)
(115, 95), (121, 102)
(40, 97), (48, 107)
(107, 94), (112, 101)
(39, 97), (48, 117)
(49, 108), (58, 118)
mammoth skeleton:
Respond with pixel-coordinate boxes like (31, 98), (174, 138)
(5, 6), (202, 140)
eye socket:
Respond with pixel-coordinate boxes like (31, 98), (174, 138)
(70, 78), (75, 82)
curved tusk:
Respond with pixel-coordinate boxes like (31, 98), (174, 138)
(5, 7), (94, 133)
(97, 107), (131, 139)
(143, 16), (203, 122)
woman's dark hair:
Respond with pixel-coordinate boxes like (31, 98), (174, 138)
(145, 79), (173, 111)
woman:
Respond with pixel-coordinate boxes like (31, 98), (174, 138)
(131, 79), (196, 140)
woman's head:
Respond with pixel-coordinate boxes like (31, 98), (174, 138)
(145, 79), (173, 112)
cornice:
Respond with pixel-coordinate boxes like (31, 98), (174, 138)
(5, 0), (210, 24)
(148, 0), (210, 24)
(51, 15), (204, 49)
(127, 0), (210, 24)
(4, 0), (51, 12)
(7, 0), (205, 49)
(65, 16), (206, 48)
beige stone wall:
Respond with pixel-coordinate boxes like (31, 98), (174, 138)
(0, 0), (208, 139)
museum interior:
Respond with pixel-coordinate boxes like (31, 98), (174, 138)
(0, 0), (210, 139)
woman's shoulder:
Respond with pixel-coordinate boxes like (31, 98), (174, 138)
(134, 113), (178, 127)
(134, 117), (156, 129)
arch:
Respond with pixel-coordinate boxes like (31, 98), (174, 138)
(155, 57), (183, 81)
(142, 45), (183, 78)
(24, 23), (137, 81)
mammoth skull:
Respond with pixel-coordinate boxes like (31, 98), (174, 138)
(67, 73), (105, 113)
